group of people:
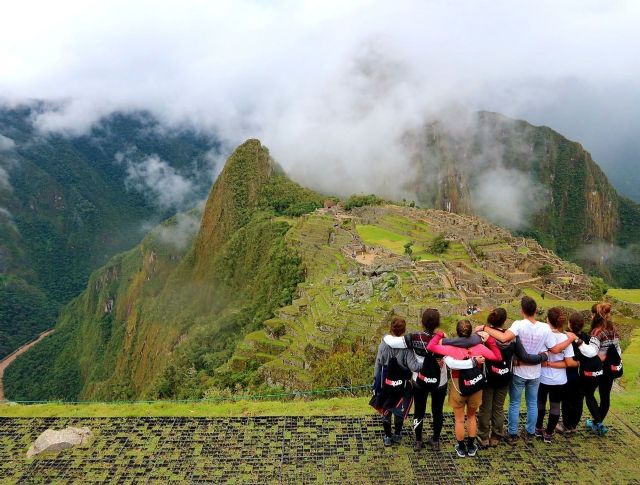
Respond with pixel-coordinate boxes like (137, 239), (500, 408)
(371, 296), (623, 457)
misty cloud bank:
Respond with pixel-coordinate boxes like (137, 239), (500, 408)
(0, 0), (638, 228)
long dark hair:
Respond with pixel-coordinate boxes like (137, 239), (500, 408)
(592, 303), (614, 333)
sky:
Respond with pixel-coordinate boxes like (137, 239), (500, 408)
(0, 0), (638, 201)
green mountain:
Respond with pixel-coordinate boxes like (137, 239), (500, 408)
(410, 111), (640, 287)
(0, 106), (218, 358)
(5, 139), (604, 401)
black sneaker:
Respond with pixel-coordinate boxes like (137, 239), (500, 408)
(413, 440), (424, 452)
(383, 436), (392, 447)
(426, 437), (440, 451)
(454, 443), (467, 458)
(534, 427), (544, 438)
(466, 442), (478, 457)
(543, 431), (552, 443)
(392, 433), (402, 444)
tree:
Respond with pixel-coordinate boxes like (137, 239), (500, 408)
(403, 241), (413, 256)
(534, 264), (554, 277)
(429, 233), (450, 255)
(588, 276), (609, 300)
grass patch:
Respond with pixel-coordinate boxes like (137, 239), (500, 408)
(609, 289), (640, 303)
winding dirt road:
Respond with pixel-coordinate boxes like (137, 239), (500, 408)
(0, 329), (54, 401)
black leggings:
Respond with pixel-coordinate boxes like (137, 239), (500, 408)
(562, 377), (585, 430)
(537, 383), (565, 434)
(382, 413), (404, 437)
(584, 375), (615, 424)
(412, 384), (447, 441)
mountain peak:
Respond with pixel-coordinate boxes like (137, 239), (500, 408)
(193, 139), (274, 262)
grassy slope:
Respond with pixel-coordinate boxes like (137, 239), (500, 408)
(608, 288), (640, 303)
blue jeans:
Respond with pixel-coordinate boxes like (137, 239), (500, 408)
(508, 374), (540, 435)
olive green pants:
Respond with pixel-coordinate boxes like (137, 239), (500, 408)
(477, 384), (509, 440)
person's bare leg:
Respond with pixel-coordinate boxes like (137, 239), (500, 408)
(467, 407), (478, 438)
(454, 407), (466, 441)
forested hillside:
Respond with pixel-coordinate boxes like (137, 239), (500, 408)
(6, 138), (609, 402)
(0, 105), (219, 358)
(411, 111), (640, 287)
(4, 140), (324, 400)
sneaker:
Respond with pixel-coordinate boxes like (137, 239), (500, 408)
(466, 442), (478, 457)
(392, 433), (402, 444)
(521, 431), (536, 443)
(586, 419), (596, 432)
(426, 437), (440, 451)
(596, 423), (609, 435)
(555, 423), (567, 434)
(413, 440), (424, 452)
(489, 436), (501, 447)
(543, 431), (553, 443)
(505, 434), (519, 446)
(454, 443), (467, 458)
(534, 427), (544, 438)
(383, 436), (393, 447)
(477, 439), (490, 450)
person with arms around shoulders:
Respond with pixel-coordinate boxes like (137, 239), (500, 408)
(585, 303), (623, 436)
(560, 311), (600, 433)
(372, 316), (421, 446)
(477, 296), (575, 445)
(383, 308), (472, 452)
(535, 307), (578, 443)
(427, 319), (502, 458)
(474, 307), (549, 448)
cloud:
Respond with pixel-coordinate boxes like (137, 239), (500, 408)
(121, 153), (197, 210)
(0, 134), (15, 152)
(471, 167), (547, 229)
(0, 0), (638, 207)
(0, 167), (12, 192)
(152, 210), (202, 251)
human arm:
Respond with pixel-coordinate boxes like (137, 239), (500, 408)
(480, 337), (502, 361)
(427, 333), (461, 358)
(514, 337), (548, 364)
(476, 324), (516, 343)
(441, 334), (482, 347)
(374, 343), (384, 379)
(383, 334), (411, 349)
(547, 332), (576, 354)
(542, 357), (578, 369)
(443, 355), (481, 370)
(575, 339), (598, 358)
(402, 348), (422, 373)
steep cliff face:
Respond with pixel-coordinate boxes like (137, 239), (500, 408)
(411, 112), (628, 282)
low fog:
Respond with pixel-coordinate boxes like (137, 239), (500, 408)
(1, 0), (639, 228)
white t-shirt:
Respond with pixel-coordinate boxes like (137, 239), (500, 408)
(509, 319), (556, 379)
(540, 332), (574, 385)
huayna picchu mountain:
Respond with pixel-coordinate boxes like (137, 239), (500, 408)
(5, 139), (615, 401)
(410, 111), (640, 288)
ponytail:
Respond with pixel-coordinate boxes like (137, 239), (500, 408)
(595, 302), (614, 332)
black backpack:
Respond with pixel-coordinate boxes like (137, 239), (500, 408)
(456, 364), (486, 397)
(382, 349), (408, 395)
(416, 352), (441, 390)
(486, 358), (511, 388)
(603, 345), (623, 378)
